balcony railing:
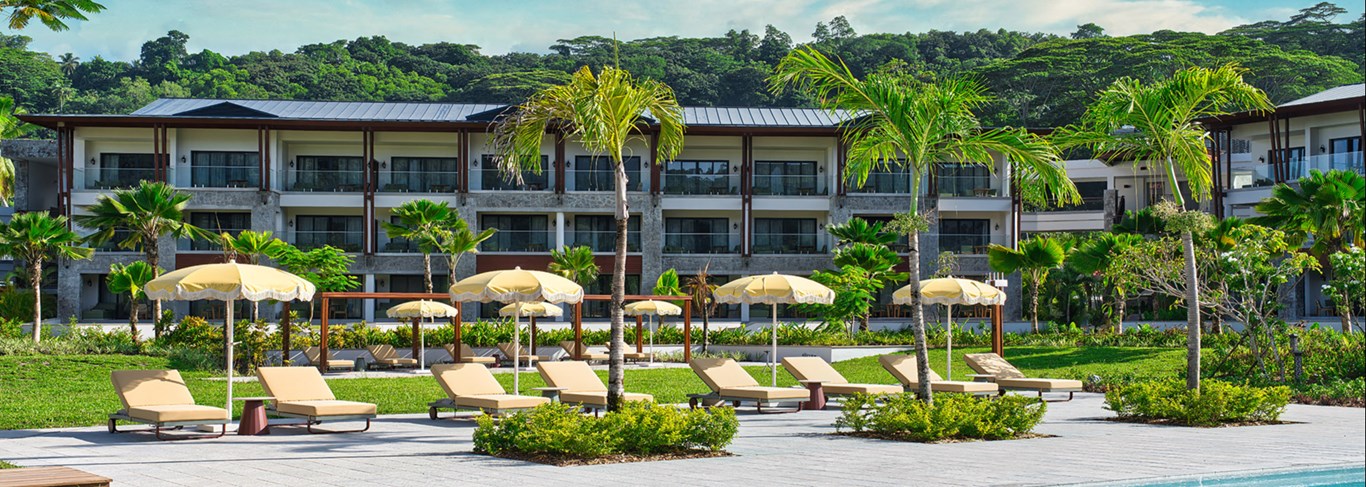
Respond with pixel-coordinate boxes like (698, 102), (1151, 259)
(380, 238), (421, 253)
(663, 233), (737, 254)
(1229, 162), (1276, 189)
(571, 230), (640, 252)
(752, 233), (823, 254)
(379, 171), (459, 193)
(753, 175), (825, 196)
(1027, 197), (1104, 212)
(934, 175), (997, 197)
(480, 230), (552, 252)
(936, 233), (1001, 255)
(84, 168), (156, 190)
(189, 166), (260, 189)
(294, 231), (363, 252)
(570, 169), (642, 192)
(478, 169), (550, 191)
(848, 172), (913, 194)
(1288, 151), (1364, 181)
(287, 170), (365, 192)
(662, 174), (739, 195)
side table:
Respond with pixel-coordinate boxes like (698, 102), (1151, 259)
(532, 387), (568, 403)
(798, 380), (826, 410)
(234, 396), (274, 435)
(968, 374), (997, 383)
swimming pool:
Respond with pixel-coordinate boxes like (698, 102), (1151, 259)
(1086, 465), (1365, 486)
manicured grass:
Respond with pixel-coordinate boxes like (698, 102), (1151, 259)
(0, 346), (1186, 430)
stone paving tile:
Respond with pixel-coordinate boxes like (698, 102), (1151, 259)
(1, 394), (1362, 486)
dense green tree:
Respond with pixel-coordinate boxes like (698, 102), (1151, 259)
(381, 199), (459, 293)
(0, 212), (91, 341)
(0, 95), (35, 205)
(988, 236), (1067, 333)
(547, 245), (599, 287)
(106, 261), (157, 342)
(1, 0), (103, 31)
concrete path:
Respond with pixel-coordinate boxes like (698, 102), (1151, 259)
(1, 394), (1361, 486)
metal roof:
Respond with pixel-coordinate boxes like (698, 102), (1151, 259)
(1279, 84), (1365, 108)
(129, 98), (851, 127)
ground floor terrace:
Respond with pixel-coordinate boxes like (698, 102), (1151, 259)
(0, 393), (1361, 486)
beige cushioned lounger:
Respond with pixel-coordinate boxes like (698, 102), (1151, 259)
(304, 346), (353, 370)
(964, 353), (1083, 400)
(367, 344), (418, 368)
(428, 364), (548, 417)
(536, 361), (652, 407)
(257, 366), (377, 432)
(109, 370), (228, 439)
(559, 341), (608, 361)
(497, 342), (554, 364)
(782, 356), (902, 396)
(878, 355), (999, 394)
(443, 343), (496, 364)
(690, 358), (809, 403)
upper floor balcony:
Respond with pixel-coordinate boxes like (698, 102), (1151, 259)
(189, 165), (259, 189)
(753, 174), (827, 196)
(848, 170), (914, 194)
(285, 169), (365, 192)
(479, 228), (553, 253)
(84, 167), (155, 190)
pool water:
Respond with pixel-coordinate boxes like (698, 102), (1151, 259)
(1115, 465), (1365, 486)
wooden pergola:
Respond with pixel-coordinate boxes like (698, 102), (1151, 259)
(299, 292), (693, 372)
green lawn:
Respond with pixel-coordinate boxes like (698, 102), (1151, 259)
(0, 346), (1185, 431)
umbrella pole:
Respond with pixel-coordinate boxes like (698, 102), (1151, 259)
(771, 305), (778, 387)
(226, 299), (234, 413)
(513, 309), (521, 394)
(649, 315), (655, 365)
(946, 304), (953, 379)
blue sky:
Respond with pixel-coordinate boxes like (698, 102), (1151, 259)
(19, 0), (1364, 60)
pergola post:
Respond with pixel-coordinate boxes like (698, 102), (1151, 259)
(411, 317), (421, 362)
(573, 303), (583, 360)
(992, 303), (1004, 357)
(452, 303), (462, 360)
(635, 315), (644, 353)
(683, 299), (693, 363)
(319, 297), (330, 373)
(281, 301), (292, 365)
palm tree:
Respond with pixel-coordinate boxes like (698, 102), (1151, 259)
(1, 96), (36, 207)
(491, 65), (685, 412)
(548, 245), (600, 287)
(770, 47), (1077, 403)
(0, 212), (92, 341)
(686, 262), (719, 353)
(1069, 233), (1144, 332)
(58, 52), (78, 76)
(988, 236), (1066, 333)
(382, 199), (459, 293)
(1055, 64), (1273, 390)
(221, 230), (285, 320)
(652, 268), (682, 296)
(1, 0), (105, 31)
(828, 217), (897, 247)
(74, 181), (211, 324)
(430, 217), (495, 286)
(833, 242), (907, 331)
(106, 261), (157, 342)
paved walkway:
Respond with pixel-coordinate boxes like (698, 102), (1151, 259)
(1, 394), (1361, 486)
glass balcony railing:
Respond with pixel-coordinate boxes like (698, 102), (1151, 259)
(286, 170), (365, 192)
(293, 231), (363, 252)
(478, 169), (550, 191)
(1230, 162), (1277, 189)
(379, 238), (421, 253)
(480, 230), (552, 252)
(189, 166), (260, 188)
(379, 172), (459, 193)
(570, 169), (642, 192)
(84, 168), (156, 190)
(1288, 151), (1364, 181)
(934, 176), (997, 197)
(1027, 197), (1104, 212)
(571, 230), (640, 252)
(752, 233), (823, 254)
(935, 233), (1001, 255)
(663, 233), (737, 254)
(848, 172), (914, 194)
(663, 174), (739, 195)
(753, 175), (825, 196)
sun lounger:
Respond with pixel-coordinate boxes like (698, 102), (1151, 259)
(878, 355), (999, 395)
(256, 366), (377, 433)
(689, 358), (807, 413)
(624, 351), (654, 362)
(782, 356), (902, 399)
(559, 341), (608, 362)
(497, 342), (554, 366)
(427, 364), (549, 418)
(366, 344), (418, 368)
(108, 370), (229, 440)
(963, 353), (1083, 401)
(443, 343), (496, 364)
(535, 361), (652, 410)
(304, 346), (353, 371)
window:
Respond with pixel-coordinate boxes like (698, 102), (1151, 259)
(572, 215), (640, 252)
(1028, 181), (1106, 212)
(481, 154), (549, 191)
(294, 216), (363, 252)
(292, 156), (363, 191)
(754, 161), (820, 195)
(664, 218), (732, 254)
(376, 274), (449, 311)
(939, 219), (990, 254)
(936, 163), (992, 197)
(849, 164), (912, 194)
(753, 218), (818, 254)
(186, 212), (251, 251)
(92, 153), (155, 189)
(191, 151), (259, 188)
(1329, 137), (1362, 172)
(664, 160), (733, 194)
(389, 157), (457, 192)
(573, 155), (640, 191)
(480, 214), (549, 252)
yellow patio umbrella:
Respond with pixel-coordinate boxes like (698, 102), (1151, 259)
(714, 273), (834, 385)
(450, 267), (583, 393)
(893, 277), (1006, 378)
(146, 261), (316, 412)
(499, 302), (564, 361)
(624, 300), (683, 366)
(386, 300), (460, 371)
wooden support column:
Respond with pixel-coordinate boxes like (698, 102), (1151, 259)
(635, 315), (644, 353)
(740, 135), (753, 256)
(56, 126), (69, 226)
(319, 297), (331, 373)
(835, 136), (846, 196)
(573, 302), (583, 359)
(281, 301), (292, 364)
(362, 129), (377, 255)
(649, 133), (661, 195)
(992, 303), (1004, 357)
(683, 300), (692, 363)
(458, 129), (469, 193)
(452, 315), (463, 361)
(411, 318), (421, 361)
(1267, 116), (1281, 182)
(152, 124), (161, 182)
(160, 125), (170, 182)
(555, 134), (567, 193)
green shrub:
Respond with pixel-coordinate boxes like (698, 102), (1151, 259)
(835, 393), (1046, 442)
(473, 401), (738, 459)
(0, 317), (22, 339)
(1104, 379), (1292, 427)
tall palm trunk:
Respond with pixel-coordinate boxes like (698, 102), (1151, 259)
(1029, 272), (1041, 333)
(700, 310), (710, 353)
(1113, 292), (1126, 334)
(606, 161), (629, 412)
(29, 260), (41, 342)
(423, 253), (433, 293)
(907, 232), (933, 404)
(1182, 230), (1201, 391)
(146, 235), (162, 331)
(128, 301), (140, 344)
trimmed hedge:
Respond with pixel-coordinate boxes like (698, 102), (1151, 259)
(836, 393), (1047, 442)
(1104, 380), (1292, 427)
(473, 401), (738, 459)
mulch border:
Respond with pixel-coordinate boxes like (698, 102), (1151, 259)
(484, 450), (732, 467)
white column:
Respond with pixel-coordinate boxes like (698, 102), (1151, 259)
(741, 303), (751, 322)
(555, 212), (566, 250)
(362, 274), (376, 323)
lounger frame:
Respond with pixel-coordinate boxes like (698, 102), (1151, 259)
(993, 385), (1076, 402)
(264, 405), (375, 434)
(107, 411), (227, 441)
(686, 392), (805, 414)
(425, 398), (531, 419)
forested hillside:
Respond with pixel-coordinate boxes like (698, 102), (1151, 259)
(1, 2), (1361, 129)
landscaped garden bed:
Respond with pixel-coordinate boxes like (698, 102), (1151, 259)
(1104, 379), (1292, 427)
(472, 401), (738, 466)
(835, 393), (1048, 443)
